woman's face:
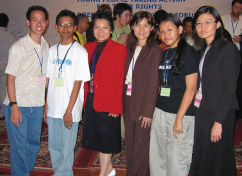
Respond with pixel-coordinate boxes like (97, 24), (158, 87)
(195, 13), (221, 45)
(159, 20), (182, 48)
(132, 18), (153, 46)
(94, 19), (112, 42)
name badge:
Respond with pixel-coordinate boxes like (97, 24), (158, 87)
(126, 82), (132, 96)
(37, 75), (46, 84)
(54, 78), (64, 87)
(160, 85), (171, 97)
(194, 89), (202, 108)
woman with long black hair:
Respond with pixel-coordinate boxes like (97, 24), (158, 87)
(190, 6), (240, 176)
(149, 13), (199, 176)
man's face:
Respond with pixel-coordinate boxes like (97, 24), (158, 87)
(184, 21), (192, 35)
(78, 17), (89, 33)
(55, 16), (77, 40)
(116, 10), (131, 27)
(232, 2), (242, 17)
(26, 10), (48, 37)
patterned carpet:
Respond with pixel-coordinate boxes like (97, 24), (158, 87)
(0, 120), (83, 175)
(88, 121), (242, 175)
(88, 142), (242, 175)
(0, 120), (242, 175)
(87, 140), (126, 169)
(235, 142), (242, 175)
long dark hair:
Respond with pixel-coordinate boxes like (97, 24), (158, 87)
(192, 6), (223, 51)
(127, 11), (156, 52)
(161, 13), (187, 75)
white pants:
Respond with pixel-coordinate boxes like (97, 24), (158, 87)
(149, 108), (194, 176)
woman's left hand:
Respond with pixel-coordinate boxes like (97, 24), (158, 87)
(108, 113), (119, 118)
(211, 121), (222, 143)
(139, 116), (152, 128)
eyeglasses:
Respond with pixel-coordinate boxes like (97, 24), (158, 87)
(58, 22), (73, 28)
(195, 21), (217, 27)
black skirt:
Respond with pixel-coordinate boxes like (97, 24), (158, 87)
(190, 108), (236, 176)
(81, 92), (121, 154)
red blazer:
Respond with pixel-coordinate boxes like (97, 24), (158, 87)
(84, 39), (127, 114)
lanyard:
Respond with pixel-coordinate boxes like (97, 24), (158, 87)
(57, 41), (75, 72)
(91, 44), (105, 78)
(199, 45), (210, 90)
(34, 48), (43, 73)
(231, 19), (239, 35)
(132, 51), (136, 73)
(163, 48), (176, 85)
(199, 76), (202, 90)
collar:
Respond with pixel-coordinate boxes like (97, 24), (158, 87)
(26, 32), (46, 48)
(229, 13), (241, 23)
(209, 38), (225, 48)
(75, 31), (83, 35)
(114, 24), (128, 32)
(0, 27), (7, 31)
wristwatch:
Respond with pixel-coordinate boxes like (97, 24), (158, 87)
(9, 102), (17, 107)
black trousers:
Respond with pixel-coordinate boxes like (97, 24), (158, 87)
(190, 108), (236, 176)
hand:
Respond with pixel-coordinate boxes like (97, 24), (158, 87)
(64, 112), (73, 129)
(108, 113), (119, 118)
(139, 116), (152, 128)
(117, 33), (128, 46)
(173, 119), (183, 139)
(232, 35), (241, 43)
(44, 103), (48, 123)
(211, 121), (222, 143)
(10, 105), (22, 127)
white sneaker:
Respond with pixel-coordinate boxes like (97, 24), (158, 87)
(108, 168), (116, 176)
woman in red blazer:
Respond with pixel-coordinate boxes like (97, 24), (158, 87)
(81, 12), (127, 176)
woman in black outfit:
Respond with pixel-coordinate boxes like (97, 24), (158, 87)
(190, 6), (241, 176)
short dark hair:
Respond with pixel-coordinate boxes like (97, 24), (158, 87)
(56, 9), (78, 26)
(113, 3), (132, 20)
(26, 5), (48, 20)
(232, 0), (242, 6)
(0, 13), (9, 27)
(77, 14), (87, 22)
(92, 12), (114, 31)
(127, 11), (156, 52)
(183, 17), (193, 26)
(97, 4), (112, 14)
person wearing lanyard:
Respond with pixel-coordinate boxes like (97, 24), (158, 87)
(44, 10), (90, 176)
(149, 13), (199, 176)
(190, 6), (241, 176)
(81, 12), (126, 176)
(222, 0), (242, 51)
(123, 11), (162, 176)
(2, 6), (49, 176)
(222, 0), (242, 121)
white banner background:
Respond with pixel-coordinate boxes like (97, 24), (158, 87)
(0, 0), (231, 45)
